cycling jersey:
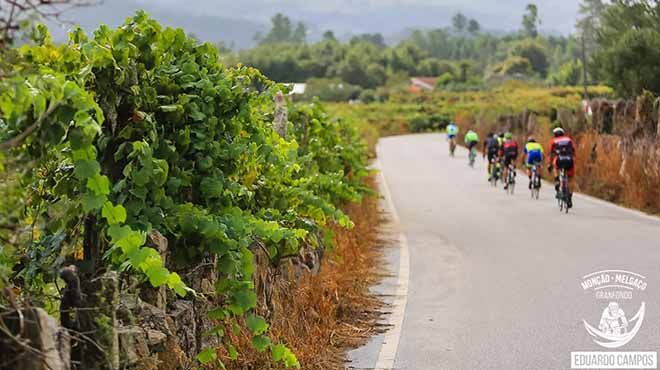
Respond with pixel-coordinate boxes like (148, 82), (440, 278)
(502, 139), (519, 158)
(464, 131), (479, 143)
(447, 124), (459, 137)
(524, 142), (544, 165)
(485, 137), (499, 154)
(549, 135), (576, 177)
(549, 136), (575, 156)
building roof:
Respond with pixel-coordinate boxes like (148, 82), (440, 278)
(284, 83), (306, 95)
(410, 77), (438, 90)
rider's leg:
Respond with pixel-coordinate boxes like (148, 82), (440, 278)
(567, 168), (576, 207)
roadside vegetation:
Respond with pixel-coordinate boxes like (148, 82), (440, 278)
(0, 12), (382, 370)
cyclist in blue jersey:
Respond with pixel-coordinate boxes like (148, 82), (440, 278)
(522, 137), (544, 190)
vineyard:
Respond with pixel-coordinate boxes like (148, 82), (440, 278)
(0, 13), (371, 370)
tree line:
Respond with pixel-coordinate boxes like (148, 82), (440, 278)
(234, 0), (660, 99)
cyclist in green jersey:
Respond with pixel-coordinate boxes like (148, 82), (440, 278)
(464, 130), (480, 167)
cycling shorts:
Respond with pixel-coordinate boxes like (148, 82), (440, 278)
(467, 141), (478, 150)
(448, 134), (456, 139)
(503, 154), (517, 166)
(525, 151), (543, 166)
(553, 156), (576, 177)
(487, 152), (498, 162)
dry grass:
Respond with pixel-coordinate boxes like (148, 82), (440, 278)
(575, 132), (660, 214)
(226, 176), (384, 369)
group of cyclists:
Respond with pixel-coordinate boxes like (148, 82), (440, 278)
(446, 122), (576, 209)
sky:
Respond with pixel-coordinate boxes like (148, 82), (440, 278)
(52, 0), (581, 48)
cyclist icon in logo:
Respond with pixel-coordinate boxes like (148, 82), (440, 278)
(599, 302), (628, 335)
(583, 301), (645, 349)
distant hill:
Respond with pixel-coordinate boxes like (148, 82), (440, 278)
(48, 0), (579, 49)
(48, 0), (268, 49)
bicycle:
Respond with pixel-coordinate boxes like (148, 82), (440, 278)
(557, 168), (570, 213)
(489, 158), (501, 187)
(505, 163), (516, 195)
(468, 147), (477, 168)
(530, 164), (541, 199)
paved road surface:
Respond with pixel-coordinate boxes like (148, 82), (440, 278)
(348, 133), (660, 370)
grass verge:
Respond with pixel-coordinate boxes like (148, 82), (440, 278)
(227, 176), (384, 369)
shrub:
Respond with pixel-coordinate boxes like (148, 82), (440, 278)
(303, 78), (362, 101)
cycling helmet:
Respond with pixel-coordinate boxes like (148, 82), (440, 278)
(552, 127), (565, 137)
(527, 136), (536, 143)
(504, 132), (513, 139)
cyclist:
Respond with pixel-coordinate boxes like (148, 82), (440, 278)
(446, 122), (459, 154)
(500, 132), (519, 190)
(522, 136), (544, 189)
(496, 132), (505, 147)
(483, 132), (500, 180)
(548, 127), (576, 208)
(464, 129), (480, 164)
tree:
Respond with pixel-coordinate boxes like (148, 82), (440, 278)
(468, 19), (481, 35)
(350, 33), (386, 48)
(0, 0), (97, 48)
(322, 30), (336, 41)
(597, 28), (660, 96)
(292, 22), (307, 43)
(592, 0), (660, 95)
(491, 56), (533, 76)
(259, 13), (306, 44)
(576, 0), (606, 83)
(452, 12), (468, 33)
(548, 60), (583, 86)
(522, 3), (540, 38)
(510, 39), (549, 77)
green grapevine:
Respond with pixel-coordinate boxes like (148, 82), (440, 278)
(0, 12), (367, 368)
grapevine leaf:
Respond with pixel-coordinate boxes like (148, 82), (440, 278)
(229, 290), (256, 314)
(196, 348), (217, 364)
(74, 159), (100, 179)
(246, 314), (268, 335)
(227, 344), (238, 360)
(271, 344), (286, 362)
(81, 193), (106, 212)
(251, 335), (271, 353)
(166, 272), (187, 297)
(102, 202), (127, 225)
(146, 265), (169, 287)
(87, 174), (110, 196)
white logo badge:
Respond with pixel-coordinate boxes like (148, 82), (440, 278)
(584, 301), (645, 349)
(571, 270), (657, 369)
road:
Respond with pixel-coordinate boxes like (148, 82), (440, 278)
(347, 133), (660, 370)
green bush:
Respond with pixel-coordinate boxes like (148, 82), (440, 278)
(408, 114), (451, 132)
(303, 78), (362, 101)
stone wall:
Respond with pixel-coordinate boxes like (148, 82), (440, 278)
(1, 238), (325, 370)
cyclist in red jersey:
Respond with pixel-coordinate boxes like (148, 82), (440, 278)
(500, 132), (519, 190)
(547, 127), (576, 208)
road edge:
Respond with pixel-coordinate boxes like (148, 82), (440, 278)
(373, 156), (411, 370)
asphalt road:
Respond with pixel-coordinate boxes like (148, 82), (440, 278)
(348, 133), (660, 370)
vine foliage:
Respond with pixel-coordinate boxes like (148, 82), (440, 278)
(0, 12), (367, 368)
